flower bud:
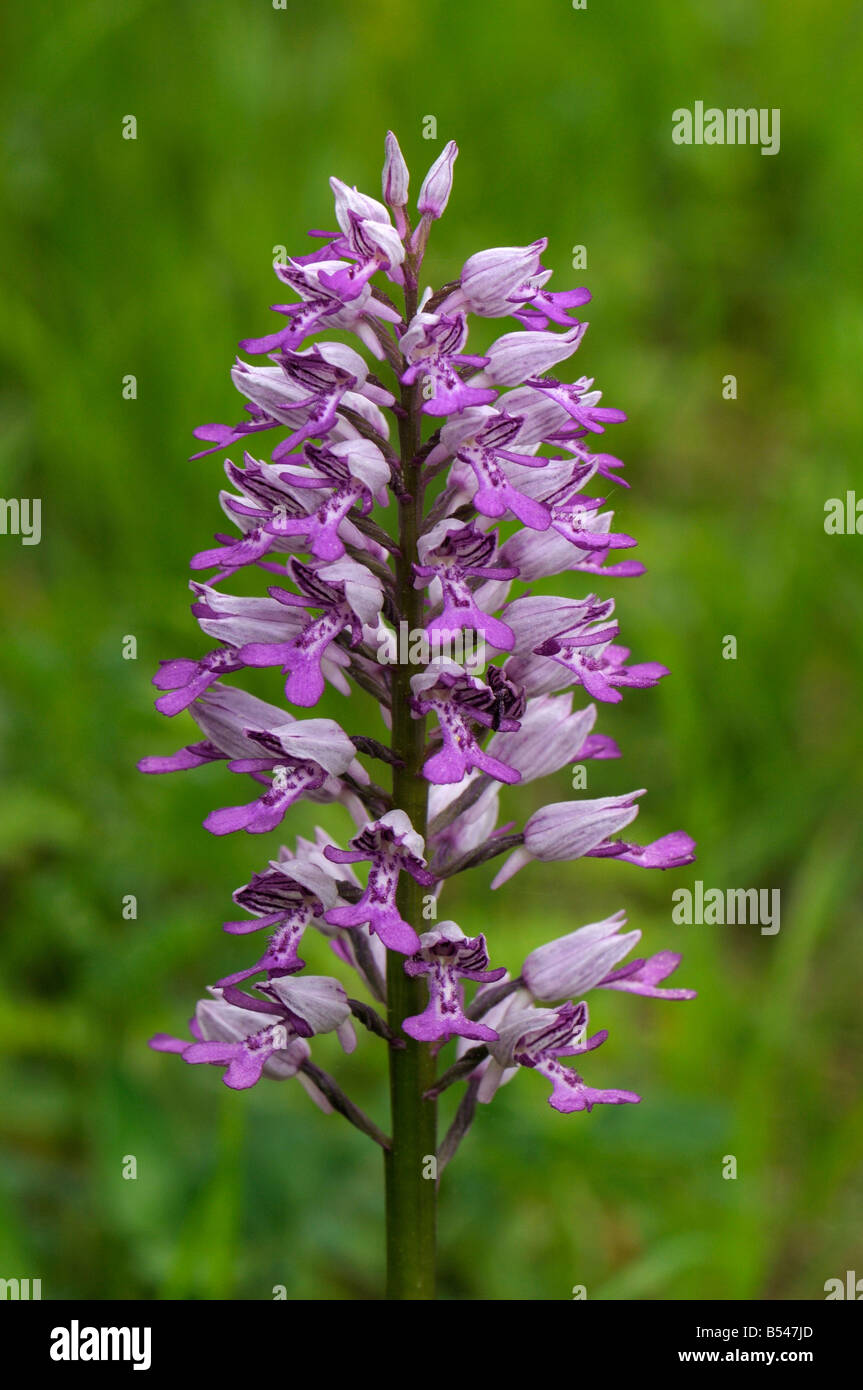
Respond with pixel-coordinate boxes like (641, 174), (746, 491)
(417, 140), (458, 218)
(382, 130), (410, 207)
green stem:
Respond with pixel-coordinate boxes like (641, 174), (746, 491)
(384, 280), (437, 1299)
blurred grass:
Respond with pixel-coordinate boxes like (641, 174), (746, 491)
(1, 0), (862, 1299)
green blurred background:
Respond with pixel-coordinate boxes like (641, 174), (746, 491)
(2, 0), (862, 1300)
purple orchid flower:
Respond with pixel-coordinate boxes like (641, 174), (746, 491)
(269, 439), (390, 560)
(491, 791), (696, 887)
(521, 911), (696, 1003)
(486, 1002), (640, 1114)
(191, 357), (339, 461)
(475, 325), (587, 389)
(505, 593), (667, 700)
(195, 439), (389, 573)
(432, 408), (554, 530)
(193, 343), (392, 462)
(215, 863), (333, 986)
(442, 239), (550, 318)
(545, 479), (637, 554)
(534, 633), (669, 704)
(237, 253), (402, 361)
(511, 287), (592, 332)
(323, 811), (436, 955)
(400, 302), (495, 416)
(411, 661), (526, 785)
(238, 558), (383, 706)
(414, 520), (518, 651)
(146, 134), (698, 1284)
(440, 242), (592, 331)
(402, 922), (507, 1043)
(526, 374), (627, 434)
(139, 684), (333, 776)
(150, 998), (311, 1092)
(189, 585), (353, 696)
(499, 521), (645, 584)
(328, 177), (406, 282)
(149, 648), (247, 717)
(223, 848), (339, 936)
(149, 977), (353, 1092)
(503, 592), (618, 692)
(203, 760), (329, 836)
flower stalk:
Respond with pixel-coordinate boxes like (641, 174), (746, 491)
(385, 296), (437, 1298)
(142, 132), (698, 1303)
